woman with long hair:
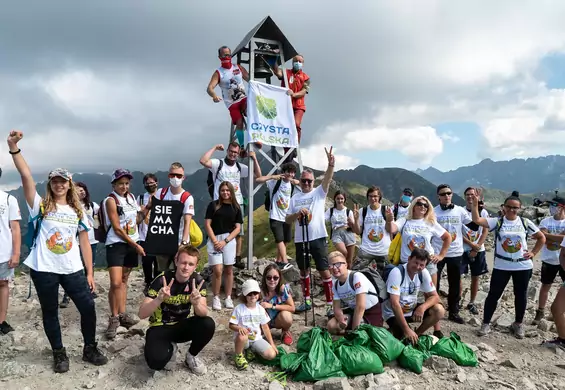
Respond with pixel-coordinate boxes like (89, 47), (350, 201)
(260, 264), (295, 345)
(7, 130), (107, 373)
(389, 195), (452, 338)
(325, 191), (356, 268)
(204, 181), (243, 311)
(469, 189), (545, 339)
(103, 168), (150, 339)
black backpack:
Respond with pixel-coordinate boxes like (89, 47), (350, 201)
(207, 159), (241, 198)
(264, 179), (295, 211)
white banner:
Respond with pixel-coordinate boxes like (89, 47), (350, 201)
(245, 80), (298, 148)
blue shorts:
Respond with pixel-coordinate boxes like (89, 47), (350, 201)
(461, 250), (488, 277)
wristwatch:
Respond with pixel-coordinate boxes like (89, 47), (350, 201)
(181, 240), (189, 245)
(224, 237), (231, 243)
(272, 303), (276, 309)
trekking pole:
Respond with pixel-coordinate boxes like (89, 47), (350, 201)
(301, 217), (308, 326)
(305, 215), (315, 327)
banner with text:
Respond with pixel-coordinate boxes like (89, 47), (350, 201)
(246, 80), (298, 148)
(144, 198), (183, 256)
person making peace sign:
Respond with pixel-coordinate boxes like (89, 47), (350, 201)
(139, 245), (215, 374)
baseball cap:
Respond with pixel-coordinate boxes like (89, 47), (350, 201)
(111, 168), (133, 183)
(242, 279), (261, 296)
(403, 188), (414, 196)
(48, 168), (72, 181)
(552, 196), (565, 206)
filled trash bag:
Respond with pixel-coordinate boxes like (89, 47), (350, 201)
(293, 327), (346, 382)
(430, 332), (478, 367)
(415, 335), (435, 355)
(358, 324), (405, 363)
(334, 343), (384, 376)
(280, 352), (307, 373)
(398, 344), (427, 374)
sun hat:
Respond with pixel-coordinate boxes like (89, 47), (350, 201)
(242, 279), (261, 296)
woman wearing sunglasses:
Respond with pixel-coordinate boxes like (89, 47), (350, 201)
(260, 264), (295, 345)
(469, 189), (545, 339)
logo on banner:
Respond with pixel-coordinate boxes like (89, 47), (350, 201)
(256, 95), (277, 119)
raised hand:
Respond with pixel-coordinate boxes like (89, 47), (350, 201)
(212, 96), (222, 103)
(325, 146), (335, 167)
(215, 144), (225, 151)
(7, 130), (23, 147)
(352, 204), (360, 220)
(385, 206), (394, 222)
(157, 276), (174, 301)
(190, 278), (205, 302)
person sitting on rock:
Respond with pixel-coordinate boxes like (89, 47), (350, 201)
(382, 248), (445, 344)
(230, 279), (278, 370)
(542, 239), (565, 349)
(259, 264), (295, 346)
(7, 130), (107, 373)
(327, 251), (383, 335)
(469, 189), (545, 339)
(139, 245), (214, 374)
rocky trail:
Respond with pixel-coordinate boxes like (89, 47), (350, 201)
(1, 250), (565, 390)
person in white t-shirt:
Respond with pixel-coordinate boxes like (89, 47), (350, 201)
(392, 188), (413, 221)
(469, 189), (545, 339)
(326, 252), (382, 334)
(200, 142), (262, 269)
(286, 147), (335, 314)
(533, 196), (565, 325)
(325, 191), (356, 269)
(0, 173), (21, 335)
(256, 162), (299, 270)
(383, 248), (444, 344)
(137, 173), (159, 294)
(542, 239), (565, 349)
(7, 130), (107, 373)
(229, 279), (278, 370)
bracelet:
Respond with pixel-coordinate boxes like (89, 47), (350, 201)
(9, 149), (20, 155)
(328, 164), (335, 167)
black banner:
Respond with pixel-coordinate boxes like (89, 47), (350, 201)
(144, 198), (183, 256)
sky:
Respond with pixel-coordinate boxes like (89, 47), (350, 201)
(1, 0), (565, 190)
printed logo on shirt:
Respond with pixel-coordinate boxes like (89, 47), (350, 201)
(466, 229), (479, 243)
(276, 195), (289, 210)
(368, 228), (384, 242)
(501, 235), (522, 254)
(407, 235), (426, 251)
(354, 281), (361, 290)
(45, 227), (74, 254)
(391, 285), (399, 291)
(124, 218), (137, 236)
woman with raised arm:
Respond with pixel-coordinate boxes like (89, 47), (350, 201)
(6, 130), (107, 373)
(470, 189), (545, 339)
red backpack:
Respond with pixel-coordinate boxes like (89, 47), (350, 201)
(159, 187), (191, 203)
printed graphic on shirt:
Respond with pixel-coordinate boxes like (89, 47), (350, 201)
(501, 235), (522, 254)
(407, 235), (426, 251)
(465, 229), (479, 243)
(45, 227), (73, 254)
(368, 228), (384, 242)
(125, 218), (137, 236)
(276, 195), (289, 210)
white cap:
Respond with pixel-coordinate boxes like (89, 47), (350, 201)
(242, 279), (261, 296)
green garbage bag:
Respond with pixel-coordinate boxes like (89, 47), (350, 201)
(415, 335), (435, 355)
(335, 344), (384, 376)
(280, 352), (307, 373)
(430, 332), (478, 367)
(398, 345), (427, 374)
(257, 346), (287, 367)
(293, 327), (346, 382)
(358, 324), (405, 363)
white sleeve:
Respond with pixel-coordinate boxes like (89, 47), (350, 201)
(28, 192), (42, 219)
(353, 273), (370, 295)
(386, 268), (402, 296)
(183, 195), (195, 215)
(324, 208), (331, 222)
(420, 269), (436, 293)
(8, 195), (21, 221)
(460, 207), (472, 224)
(240, 163), (249, 179)
(286, 194), (296, 216)
(561, 236), (565, 248)
(209, 159), (220, 175)
(431, 222), (447, 238)
(525, 218), (540, 234)
(486, 217), (498, 231)
(315, 185), (327, 199)
(260, 306), (270, 325)
(394, 218), (406, 231)
(93, 202), (100, 215)
(539, 218), (549, 231)
(229, 306), (240, 325)
(266, 180), (275, 193)
(480, 209), (490, 218)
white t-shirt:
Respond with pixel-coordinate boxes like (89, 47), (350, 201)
(24, 192), (89, 274)
(0, 191), (21, 263)
(487, 216), (540, 271)
(156, 187), (195, 244)
(358, 206), (392, 256)
(209, 158), (249, 205)
(538, 216), (565, 265)
(287, 186), (328, 243)
(103, 192), (140, 245)
(229, 302), (270, 341)
(394, 218), (446, 263)
(395, 204), (409, 220)
(325, 207), (353, 230)
(382, 264), (436, 321)
(462, 208), (489, 252)
(333, 271), (379, 310)
(431, 205), (473, 257)
(137, 192), (153, 242)
(267, 179), (294, 222)
(82, 202), (99, 245)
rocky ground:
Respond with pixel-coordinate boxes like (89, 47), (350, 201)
(1, 248), (565, 390)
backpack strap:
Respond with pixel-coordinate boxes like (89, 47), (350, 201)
(360, 206), (369, 234)
(398, 265), (423, 286)
(215, 160), (224, 182)
(329, 207), (334, 221)
(393, 203), (399, 220)
(180, 191), (191, 204)
(160, 187), (168, 200)
(272, 179), (283, 198)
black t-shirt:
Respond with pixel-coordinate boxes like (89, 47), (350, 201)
(145, 270), (206, 326)
(205, 201), (243, 235)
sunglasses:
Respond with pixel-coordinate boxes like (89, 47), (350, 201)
(266, 275), (280, 281)
(438, 192), (452, 196)
(168, 173), (183, 179)
(329, 261), (346, 269)
(415, 201), (429, 209)
(301, 179), (313, 184)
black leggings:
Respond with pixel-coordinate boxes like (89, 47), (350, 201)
(436, 256), (462, 314)
(144, 316), (215, 370)
(483, 268), (532, 324)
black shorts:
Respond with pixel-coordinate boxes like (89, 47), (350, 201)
(106, 242), (139, 268)
(386, 305), (431, 340)
(269, 219), (292, 244)
(461, 251), (489, 277)
(295, 237), (328, 271)
(540, 262), (565, 285)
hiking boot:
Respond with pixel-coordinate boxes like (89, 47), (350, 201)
(119, 312), (139, 328)
(212, 296), (222, 311)
(541, 337), (565, 349)
(282, 331), (293, 346)
(511, 322), (525, 339)
(59, 295), (70, 308)
(477, 323), (491, 337)
(244, 348), (256, 362)
(234, 353), (248, 370)
(0, 321), (15, 334)
(466, 303), (479, 315)
(433, 330), (444, 339)
(532, 309), (545, 325)
(295, 301), (312, 313)
(105, 316), (120, 340)
(53, 347), (70, 373)
(448, 313), (465, 324)
(225, 297), (234, 309)
(234, 256), (245, 270)
(83, 343), (108, 366)
(185, 351), (207, 375)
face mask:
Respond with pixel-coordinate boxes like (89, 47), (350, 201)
(293, 62), (302, 71)
(169, 177), (182, 188)
(144, 184), (157, 193)
(220, 56), (232, 69)
(550, 205), (559, 215)
(401, 195), (412, 204)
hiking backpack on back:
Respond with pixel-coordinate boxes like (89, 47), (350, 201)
(207, 160), (241, 198)
(94, 193), (123, 243)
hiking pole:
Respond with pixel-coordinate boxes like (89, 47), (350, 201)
(304, 215), (315, 327)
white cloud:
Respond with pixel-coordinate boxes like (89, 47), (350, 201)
(440, 132), (460, 143)
(299, 144), (360, 171)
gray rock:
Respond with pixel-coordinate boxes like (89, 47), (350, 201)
(107, 340), (129, 353)
(520, 377), (538, 390)
(477, 342), (497, 354)
(374, 371), (399, 386)
(494, 312), (514, 328)
(456, 369), (467, 383)
(539, 319), (552, 331)
(83, 381), (96, 389)
(526, 330), (540, 338)
(478, 350), (498, 363)
(466, 343), (479, 352)
(313, 378), (352, 390)
(500, 358), (521, 369)
(424, 355), (453, 373)
(474, 291), (489, 305)
(468, 317), (481, 327)
(269, 381), (285, 390)
(128, 319), (150, 336)
(281, 263), (300, 283)
(528, 285), (540, 301)
(116, 326), (128, 334)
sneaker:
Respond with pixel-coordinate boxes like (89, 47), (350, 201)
(212, 296), (222, 311)
(59, 295), (70, 309)
(295, 301), (312, 313)
(466, 303), (479, 315)
(119, 312), (139, 328)
(225, 297), (234, 309)
(53, 347), (70, 373)
(83, 343), (108, 366)
(185, 351), (207, 375)
(282, 331), (293, 346)
(541, 337), (565, 349)
(477, 323), (491, 337)
(0, 321), (15, 334)
(234, 353), (248, 370)
(433, 330), (444, 339)
(105, 316), (120, 340)
(532, 309), (545, 325)
(326, 305), (334, 318)
(276, 261), (293, 271)
(244, 348), (256, 362)
(511, 322), (525, 339)
(448, 313), (465, 324)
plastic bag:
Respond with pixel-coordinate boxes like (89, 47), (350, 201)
(415, 335), (435, 355)
(430, 332), (478, 367)
(257, 346), (287, 367)
(293, 327), (346, 381)
(335, 344), (384, 376)
(358, 324), (405, 363)
(280, 352), (307, 373)
(398, 345), (427, 374)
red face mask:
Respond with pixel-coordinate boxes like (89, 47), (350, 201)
(220, 56), (232, 69)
